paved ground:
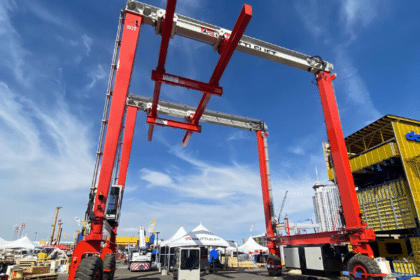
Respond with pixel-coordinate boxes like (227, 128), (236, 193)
(59, 261), (342, 280)
(58, 265), (325, 280)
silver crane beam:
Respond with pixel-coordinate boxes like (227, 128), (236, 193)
(127, 94), (267, 132)
(125, 0), (333, 74)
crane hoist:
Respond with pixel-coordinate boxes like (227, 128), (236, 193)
(68, 1), (384, 279)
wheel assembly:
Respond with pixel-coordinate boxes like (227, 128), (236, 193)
(103, 254), (116, 280)
(347, 254), (382, 280)
(267, 254), (282, 276)
(74, 256), (103, 280)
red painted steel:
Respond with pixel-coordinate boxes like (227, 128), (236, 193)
(68, 12), (142, 280)
(256, 130), (280, 256)
(148, 0), (177, 141)
(68, 240), (102, 280)
(268, 72), (374, 257)
(92, 11), (142, 225)
(101, 107), (138, 263)
(182, 5), (252, 147)
(151, 70), (223, 96)
(316, 71), (363, 229)
(117, 105), (138, 187)
(275, 227), (375, 247)
(147, 116), (202, 132)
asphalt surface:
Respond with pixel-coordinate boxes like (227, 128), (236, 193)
(58, 264), (336, 280)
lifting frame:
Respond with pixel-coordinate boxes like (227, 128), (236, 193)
(69, 0), (382, 279)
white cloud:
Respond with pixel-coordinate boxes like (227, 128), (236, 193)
(341, 0), (382, 39)
(0, 0), (96, 240)
(294, 0), (326, 40)
(227, 131), (250, 141)
(140, 169), (174, 187)
(68, 34), (94, 57)
(82, 35), (93, 56)
(86, 64), (107, 90)
(0, 83), (94, 191)
(0, 1), (34, 87)
(119, 228), (138, 233)
(334, 46), (381, 120)
(289, 146), (305, 155)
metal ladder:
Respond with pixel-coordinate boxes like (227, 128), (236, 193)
(261, 132), (277, 235)
(85, 11), (125, 221)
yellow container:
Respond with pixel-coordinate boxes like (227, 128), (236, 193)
(357, 179), (417, 231)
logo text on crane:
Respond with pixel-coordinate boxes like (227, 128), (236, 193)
(127, 25), (137, 31)
(406, 131), (420, 142)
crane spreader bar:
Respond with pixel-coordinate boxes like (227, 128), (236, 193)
(127, 94), (267, 132)
(125, 0), (333, 74)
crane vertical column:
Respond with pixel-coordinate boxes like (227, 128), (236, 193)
(316, 71), (362, 229)
(256, 130), (280, 256)
(69, 12), (143, 280)
(101, 105), (138, 276)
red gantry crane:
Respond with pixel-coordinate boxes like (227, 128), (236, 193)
(69, 1), (384, 279)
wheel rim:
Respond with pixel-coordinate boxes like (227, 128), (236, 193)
(268, 259), (274, 272)
(94, 270), (101, 280)
(353, 264), (368, 280)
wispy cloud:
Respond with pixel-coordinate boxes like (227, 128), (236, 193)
(293, 0), (384, 127)
(86, 64), (107, 90)
(227, 131), (251, 141)
(333, 46), (381, 122)
(0, 0), (96, 240)
(69, 34), (94, 56)
(340, 0), (384, 40)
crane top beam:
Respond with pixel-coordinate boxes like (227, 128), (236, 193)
(125, 0), (333, 74)
(127, 94), (267, 132)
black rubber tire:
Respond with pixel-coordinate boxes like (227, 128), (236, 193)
(103, 254), (116, 280)
(75, 256), (103, 280)
(347, 254), (382, 280)
(267, 254), (282, 276)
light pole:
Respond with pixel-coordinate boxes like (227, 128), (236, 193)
(155, 232), (160, 263)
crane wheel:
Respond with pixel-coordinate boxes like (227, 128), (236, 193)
(267, 254), (282, 276)
(103, 254), (116, 280)
(347, 254), (382, 280)
(75, 256), (103, 280)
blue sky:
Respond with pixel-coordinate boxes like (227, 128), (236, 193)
(1, 0), (419, 244)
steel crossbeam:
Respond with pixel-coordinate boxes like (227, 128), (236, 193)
(125, 0), (333, 73)
(182, 4), (252, 146)
(127, 94), (267, 132)
(148, 0), (177, 141)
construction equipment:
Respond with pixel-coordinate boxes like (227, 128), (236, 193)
(13, 226), (19, 240)
(18, 223), (26, 239)
(68, 1), (383, 279)
(127, 225), (155, 272)
(277, 191), (288, 224)
(49, 206), (61, 245)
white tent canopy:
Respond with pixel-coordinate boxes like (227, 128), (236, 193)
(238, 236), (268, 254)
(169, 223), (230, 248)
(160, 226), (187, 247)
(0, 236), (36, 250)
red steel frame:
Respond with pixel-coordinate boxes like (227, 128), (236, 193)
(68, 11), (142, 280)
(257, 71), (376, 264)
(69, 2), (254, 279)
(69, 1), (378, 279)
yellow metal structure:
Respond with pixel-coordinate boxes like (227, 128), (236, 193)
(324, 115), (420, 232)
(393, 260), (417, 274)
(357, 179), (416, 231)
(115, 236), (139, 245)
(410, 237), (420, 270)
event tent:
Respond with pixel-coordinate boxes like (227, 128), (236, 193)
(169, 223), (230, 248)
(160, 226), (187, 247)
(0, 236), (36, 250)
(238, 236), (268, 254)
